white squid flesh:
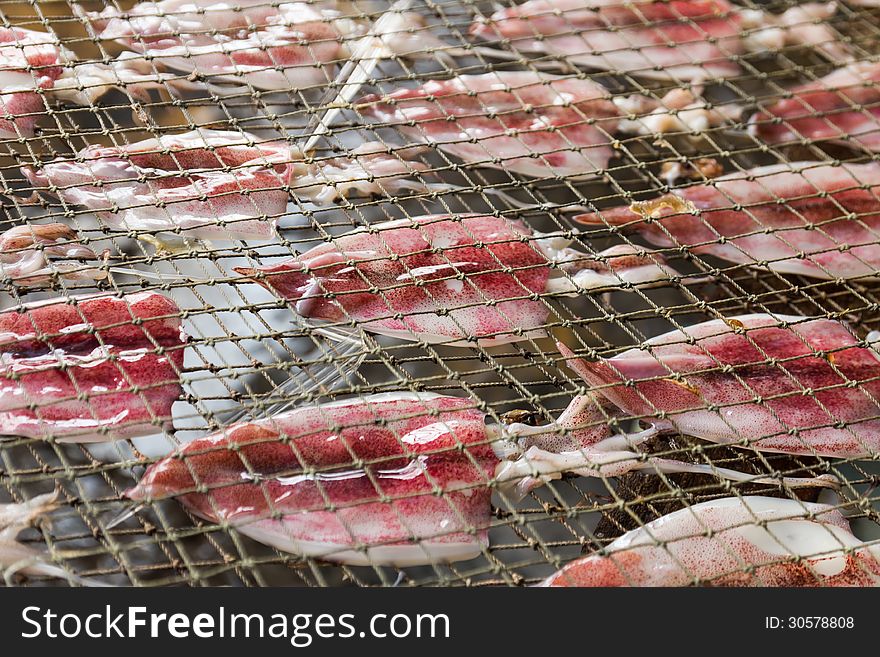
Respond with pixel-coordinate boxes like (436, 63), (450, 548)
(0, 223), (108, 286)
(559, 313), (880, 459)
(23, 130), (449, 239)
(542, 496), (880, 586)
(235, 213), (687, 346)
(471, 0), (851, 82)
(129, 392), (833, 566)
(81, 0), (445, 91)
(0, 493), (75, 583)
(575, 161), (880, 280)
(358, 70), (737, 180)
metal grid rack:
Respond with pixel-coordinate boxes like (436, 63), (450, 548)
(1, 0), (880, 587)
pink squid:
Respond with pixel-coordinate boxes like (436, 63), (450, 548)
(0, 224), (108, 286)
(575, 161), (880, 280)
(0, 25), (183, 138)
(129, 392), (832, 566)
(750, 60), (880, 152)
(357, 71), (736, 179)
(128, 393), (503, 566)
(23, 130), (454, 239)
(0, 26), (66, 137)
(23, 129), (291, 239)
(81, 0), (442, 91)
(235, 213), (687, 346)
(542, 496), (880, 586)
(560, 313), (880, 459)
(470, 0), (850, 82)
(0, 291), (186, 442)
(86, 0), (345, 90)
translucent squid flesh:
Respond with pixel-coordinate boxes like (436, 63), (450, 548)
(235, 213), (686, 346)
(0, 492), (75, 583)
(83, 0), (347, 90)
(357, 71), (735, 180)
(22, 129), (290, 239)
(575, 161), (880, 280)
(560, 313), (880, 459)
(129, 392), (834, 566)
(0, 26), (182, 138)
(0, 26), (66, 137)
(750, 61), (880, 153)
(128, 393), (503, 566)
(23, 130), (453, 239)
(0, 224), (108, 286)
(0, 291), (186, 442)
(81, 0), (442, 91)
(470, 0), (850, 82)
(542, 496), (880, 586)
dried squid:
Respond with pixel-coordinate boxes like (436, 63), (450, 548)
(0, 292), (186, 442)
(129, 392), (831, 566)
(575, 161), (880, 280)
(542, 496), (880, 586)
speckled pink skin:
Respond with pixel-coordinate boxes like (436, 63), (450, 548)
(562, 314), (880, 458)
(358, 72), (622, 179)
(87, 0), (344, 90)
(470, 0), (743, 82)
(750, 62), (880, 152)
(22, 130), (291, 238)
(0, 292), (186, 442)
(128, 393), (499, 565)
(542, 496), (880, 586)
(236, 214), (554, 346)
(130, 389), (840, 564)
(0, 27), (65, 137)
(576, 162), (880, 280)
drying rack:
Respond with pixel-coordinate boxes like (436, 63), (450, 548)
(2, 0), (880, 587)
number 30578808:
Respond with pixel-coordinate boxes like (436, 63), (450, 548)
(765, 617), (854, 629)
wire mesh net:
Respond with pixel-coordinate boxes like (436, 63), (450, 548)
(1, 0), (880, 587)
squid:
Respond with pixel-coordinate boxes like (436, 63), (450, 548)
(23, 130), (290, 239)
(470, 0), (851, 82)
(0, 291), (186, 442)
(0, 26), (184, 138)
(80, 0), (445, 91)
(575, 161), (880, 280)
(23, 130), (447, 239)
(542, 496), (880, 586)
(749, 60), (880, 153)
(0, 493), (77, 584)
(235, 213), (687, 346)
(559, 313), (880, 459)
(357, 71), (739, 179)
(0, 223), (108, 286)
(128, 392), (833, 566)
(128, 393), (503, 566)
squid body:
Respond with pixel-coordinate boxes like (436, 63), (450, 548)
(542, 496), (880, 586)
(23, 130), (450, 239)
(576, 161), (880, 280)
(236, 213), (686, 346)
(129, 391), (833, 566)
(561, 313), (880, 458)
(358, 70), (738, 180)
(471, 0), (851, 82)
(0, 291), (186, 442)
